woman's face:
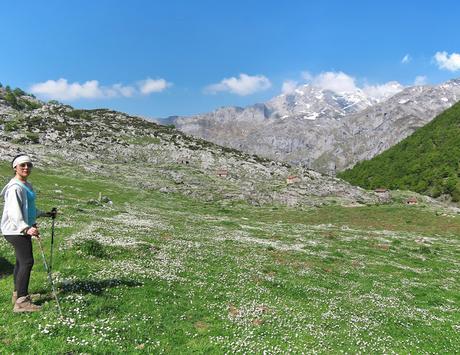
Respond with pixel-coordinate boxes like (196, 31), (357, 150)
(15, 162), (33, 180)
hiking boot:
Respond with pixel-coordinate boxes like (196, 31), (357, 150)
(11, 291), (38, 305)
(13, 295), (41, 313)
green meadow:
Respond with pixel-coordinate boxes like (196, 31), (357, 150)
(1, 162), (460, 353)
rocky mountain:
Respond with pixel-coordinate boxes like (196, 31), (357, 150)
(265, 83), (400, 120)
(0, 86), (377, 207)
(328, 81), (460, 172)
(173, 79), (460, 174)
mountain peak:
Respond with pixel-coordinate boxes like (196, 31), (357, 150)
(267, 84), (374, 121)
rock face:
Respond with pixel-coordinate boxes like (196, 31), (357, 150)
(0, 87), (377, 207)
(173, 79), (460, 174)
(330, 82), (460, 172)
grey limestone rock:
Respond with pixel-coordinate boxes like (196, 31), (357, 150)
(173, 79), (460, 175)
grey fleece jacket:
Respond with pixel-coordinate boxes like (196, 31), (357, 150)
(1, 178), (44, 235)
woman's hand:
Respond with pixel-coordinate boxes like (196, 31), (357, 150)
(26, 226), (39, 237)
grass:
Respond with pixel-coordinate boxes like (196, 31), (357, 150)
(0, 162), (460, 353)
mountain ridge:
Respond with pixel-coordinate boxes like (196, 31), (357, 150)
(172, 79), (460, 174)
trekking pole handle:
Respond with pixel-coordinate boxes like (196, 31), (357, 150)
(50, 207), (57, 219)
(29, 224), (40, 239)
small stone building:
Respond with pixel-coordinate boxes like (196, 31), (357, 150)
(286, 175), (301, 184)
(374, 188), (391, 202)
(216, 169), (228, 178)
(406, 196), (418, 205)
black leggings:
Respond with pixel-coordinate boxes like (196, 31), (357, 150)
(4, 235), (34, 298)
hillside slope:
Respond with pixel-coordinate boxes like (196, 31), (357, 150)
(1, 155), (460, 352)
(338, 101), (460, 201)
(0, 86), (375, 207)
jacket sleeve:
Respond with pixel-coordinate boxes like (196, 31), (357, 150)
(5, 185), (29, 232)
(36, 209), (46, 218)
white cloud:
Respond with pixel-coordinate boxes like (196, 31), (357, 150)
(30, 79), (105, 100)
(363, 81), (404, 100)
(281, 80), (298, 94)
(106, 83), (136, 98)
(414, 75), (428, 86)
(289, 70), (404, 100)
(311, 71), (358, 93)
(434, 51), (460, 71)
(30, 77), (170, 101)
(301, 71), (313, 82)
(138, 78), (171, 95)
(402, 54), (411, 64)
(205, 73), (272, 96)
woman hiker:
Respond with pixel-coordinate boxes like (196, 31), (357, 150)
(1, 154), (54, 312)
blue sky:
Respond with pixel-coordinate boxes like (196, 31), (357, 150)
(1, 0), (460, 118)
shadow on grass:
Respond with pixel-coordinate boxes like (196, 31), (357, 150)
(60, 278), (143, 295)
(35, 278), (143, 303)
(0, 257), (14, 279)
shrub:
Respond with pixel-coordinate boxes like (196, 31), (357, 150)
(79, 239), (106, 258)
(4, 120), (20, 132)
(25, 132), (40, 144)
(4, 91), (18, 108)
(11, 133), (40, 145)
(451, 183), (460, 202)
(23, 100), (42, 111)
(53, 123), (67, 132)
(68, 110), (92, 120)
(13, 88), (26, 96)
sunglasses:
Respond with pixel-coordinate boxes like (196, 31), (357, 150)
(18, 162), (33, 168)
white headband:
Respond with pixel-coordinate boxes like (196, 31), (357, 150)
(12, 155), (33, 168)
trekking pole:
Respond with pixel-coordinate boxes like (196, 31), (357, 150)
(49, 207), (57, 273)
(36, 235), (63, 318)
